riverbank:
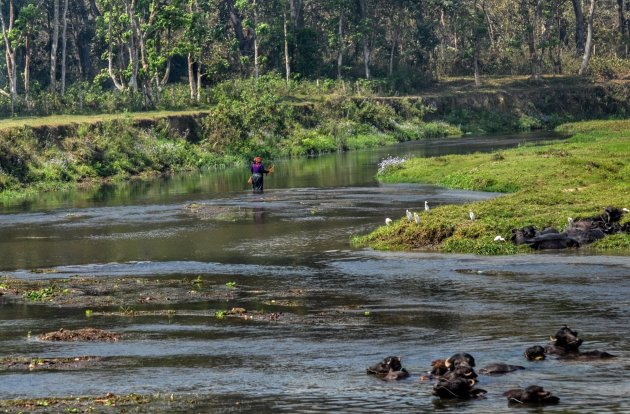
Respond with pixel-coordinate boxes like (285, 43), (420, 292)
(352, 119), (630, 254)
(0, 77), (463, 204)
(2, 77), (630, 205)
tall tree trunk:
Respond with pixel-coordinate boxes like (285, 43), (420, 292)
(283, 10), (290, 84)
(388, 25), (399, 77)
(481, 0), (495, 47)
(579, 0), (596, 75)
(107, 1), (125, 91)
(358, 0), (371, 79)
(253, 0), (259, 78)
(0, 0), (17, 108)
(126, 0), (139, 92)
(618, 0), (626, 34)
(288, 0), (304, 30)
(50, 0), (60, 94)
(226, 0), (254, 61)
(473, 32), (481, 86)
(60, 0), (69, 96)
(24, 35), (30, 103)
(196, 63), (202, 103)
(188, 53), (196, 101)
(555, 3), (563, 74)
(571, 0), (585, 56)
(337, 14), (343, 79)
(520, 0), (541, 80)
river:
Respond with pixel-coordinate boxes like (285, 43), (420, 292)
(0, 132), (628, 413)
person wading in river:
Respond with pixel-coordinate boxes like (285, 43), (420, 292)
(249, 156), (273, 193)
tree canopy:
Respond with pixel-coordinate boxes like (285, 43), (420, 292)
(0, 0), (628, 113)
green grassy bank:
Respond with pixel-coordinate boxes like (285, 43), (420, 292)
(352, 119), (630, 254)
(2, 76), (630, 206)
(0, 77), (462, 205)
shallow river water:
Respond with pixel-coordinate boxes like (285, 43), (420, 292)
(0, 132), (629, 413)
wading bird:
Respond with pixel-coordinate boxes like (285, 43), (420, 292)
(406, 209), (413, 222)
(414, 212), (421, 225)
(469, 210), (476, 221)
(385, 218), (393, 226)
(494, 235), (505, 242)
(425, 201), (430, 213)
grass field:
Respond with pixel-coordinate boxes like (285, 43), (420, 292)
(352, 119), (630, 254)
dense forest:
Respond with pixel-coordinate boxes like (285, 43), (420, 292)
(0, 0), (629, 116)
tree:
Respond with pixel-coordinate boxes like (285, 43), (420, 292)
(60, 0), (69, 95)
(358, 0), (371, 79)
(50, 0), (60, 94)
(0, 0), (18, 108)
(13, 1), (44, 103)
(571, 0), (585, 56)
(579, 0), (596, 75)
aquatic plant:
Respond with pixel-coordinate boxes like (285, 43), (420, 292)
(23, 286), (60, 302)
(214, 310), (227, 319)
(225, 281), (237, 288)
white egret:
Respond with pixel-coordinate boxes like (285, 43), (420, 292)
(425, 201), (430, 213)
(413, 212), (421, 224)
(623, 208), (630, 213)
(406, 209), (413, 222)
(567, 217), (574, 226)
(385, 218), (393, 226)
(494, 235), (505, 242)
(469, 210), (475, 221)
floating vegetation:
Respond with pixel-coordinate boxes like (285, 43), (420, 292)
(23, 286), (68, 302)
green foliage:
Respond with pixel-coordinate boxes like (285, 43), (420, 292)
(591, 234), (630, 251)
(204, 75), (293, 156)
(286, 128), (337, 156)
(23, 285), (67, 302)
(584, 57), (630, 80)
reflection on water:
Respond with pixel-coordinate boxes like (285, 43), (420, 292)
(1, 132), (628, 413)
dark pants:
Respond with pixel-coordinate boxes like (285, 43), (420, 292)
(252, 173), (264, 193)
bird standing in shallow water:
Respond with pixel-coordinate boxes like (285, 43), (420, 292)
(469, 210), (475, 221)
(414, 212), (421, 224)
(425, 201), (430, 213)
(385, 218), (392, 226)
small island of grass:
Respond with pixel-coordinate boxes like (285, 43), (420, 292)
(352, 119), (630, 255)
